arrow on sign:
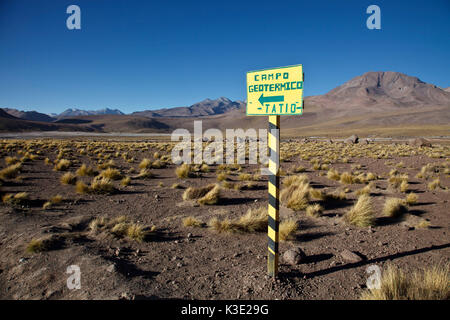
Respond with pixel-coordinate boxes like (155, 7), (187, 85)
(258, 93), (284, 106)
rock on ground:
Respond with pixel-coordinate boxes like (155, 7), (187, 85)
(283, 247), (306, 265)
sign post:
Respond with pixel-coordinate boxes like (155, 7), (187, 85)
(246, 65), (304, 277)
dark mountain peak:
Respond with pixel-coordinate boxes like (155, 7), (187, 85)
(2, 107), (55, 122)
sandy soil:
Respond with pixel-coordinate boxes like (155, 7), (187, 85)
(0, 139), (448, 300)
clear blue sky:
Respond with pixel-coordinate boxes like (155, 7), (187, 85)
(0, 0), (449, 114)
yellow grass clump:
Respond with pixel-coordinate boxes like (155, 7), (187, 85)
(283, 174), (309, 187)
(344, 194), (375, 227)
(405, 193), (418, 205)
(76, 164), (96, 177)
(217, 172), (227, 181)
(3, 192), (29, 206)
(340, 172), (354, 184)
(175, 163), (194, 178)
(5, 156), (19, 165)
(197, 184), (221, 205)
(428, 178), (442, 191)
(361, 263), (449, 300)
(121, 176), (131, 186)
(0, 163), (22, 180)
(60, 172), (77, 185)
(208, 207), (267, 233)
(327, 168), (340, 181)
(139, 158), (152, 169)
(183, 184), (215, 200)
(75, 181), (90, 194)
(90, 216), (155, 242)
(99, 168), (122, 180)
(137, 168), (154, 179)
(400, 180), (409, 193)
(54, 159), (71, 171)
(50, 194), (63, 204)
(306, 204), (323, 218)
(279, 220), (298, 241)
(280, 181), (310, 211)
(182, 216), (204, 227)
(90, 177), (115, 194)
(383, 198), (408, 218)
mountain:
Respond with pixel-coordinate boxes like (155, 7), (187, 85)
(280, 71), (450, 136)
(0, 109), (95, 132)
(444, 87), (450, 93)
(58, 108), (124, 118)
(1, 72), (448, 136)
(133, 97), (244, 118)
(2, 108), (55, 122)
(307, 71), (450, 111)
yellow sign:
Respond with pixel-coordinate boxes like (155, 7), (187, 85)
(246, 65), (303, 116)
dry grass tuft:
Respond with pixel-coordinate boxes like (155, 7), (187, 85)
(120, 176), (131, 186)
(344, 194), (375, 227)
(26, 236), (59, 253)
(383, 198), (408, 218)
(183, 184), (215, 200)
(217, 173), (228, 181)
(283, 174), (309, 187)
(137, 168), (154, 179)
(0, 163), (22, 180)
(340, 172), (354, 184)
(175, 163), (195, 179)
(54, 159), (71, 171)
(306, 204), (323, 218)
(280, 181), (310, 211)
(76, 164), (96, 177)
(279, 220), (298, 241)
(3, 192), (29, 206)
(5, 156), (19, 165)
(90, 216), (154, 242)
(50, 195), (63, 204)
(428, 178), (442, 191)
(361, 263), (449, 300)
(75, 181), (90, 194)
(90, 177), (115, 194)
(139, 158), (152, 169)
(197, 184), (221, 205)
(26, 239), (46, 253)
(327, 168), (340, 181)
(60, 172), (77, 185)
(99, 168), (122, 180)
(208, 207), (267, 233)
(182, 216), (204, 227)
(405, 193), (418, 205)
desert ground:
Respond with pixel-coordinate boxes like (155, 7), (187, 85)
(0, 136), (448, 300)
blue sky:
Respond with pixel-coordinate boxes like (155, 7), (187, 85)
(0, 0), (449, 114)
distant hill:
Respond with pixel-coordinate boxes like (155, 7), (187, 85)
(0, 109), (94, 132)
(3, 108), (55, 122)
(1, 71), (448, 137)
(444, 87), (450, 93)
(133, 97), (244, 118)
(58, 108), (124, 118)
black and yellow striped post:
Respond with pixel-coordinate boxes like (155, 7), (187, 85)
(267, 115), (280, 277)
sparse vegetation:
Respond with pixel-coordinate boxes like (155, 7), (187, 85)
(344, 194), (375, 227)
(182, 216), (204, 227)
(405, 193), (418, 205)
(361, 263), (449, 300)
(279, 220), (298, 241)
(60, 172), (77, 185)
(383, 198), (408, 218)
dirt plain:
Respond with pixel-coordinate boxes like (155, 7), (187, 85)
(0, 137), (448, 300)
